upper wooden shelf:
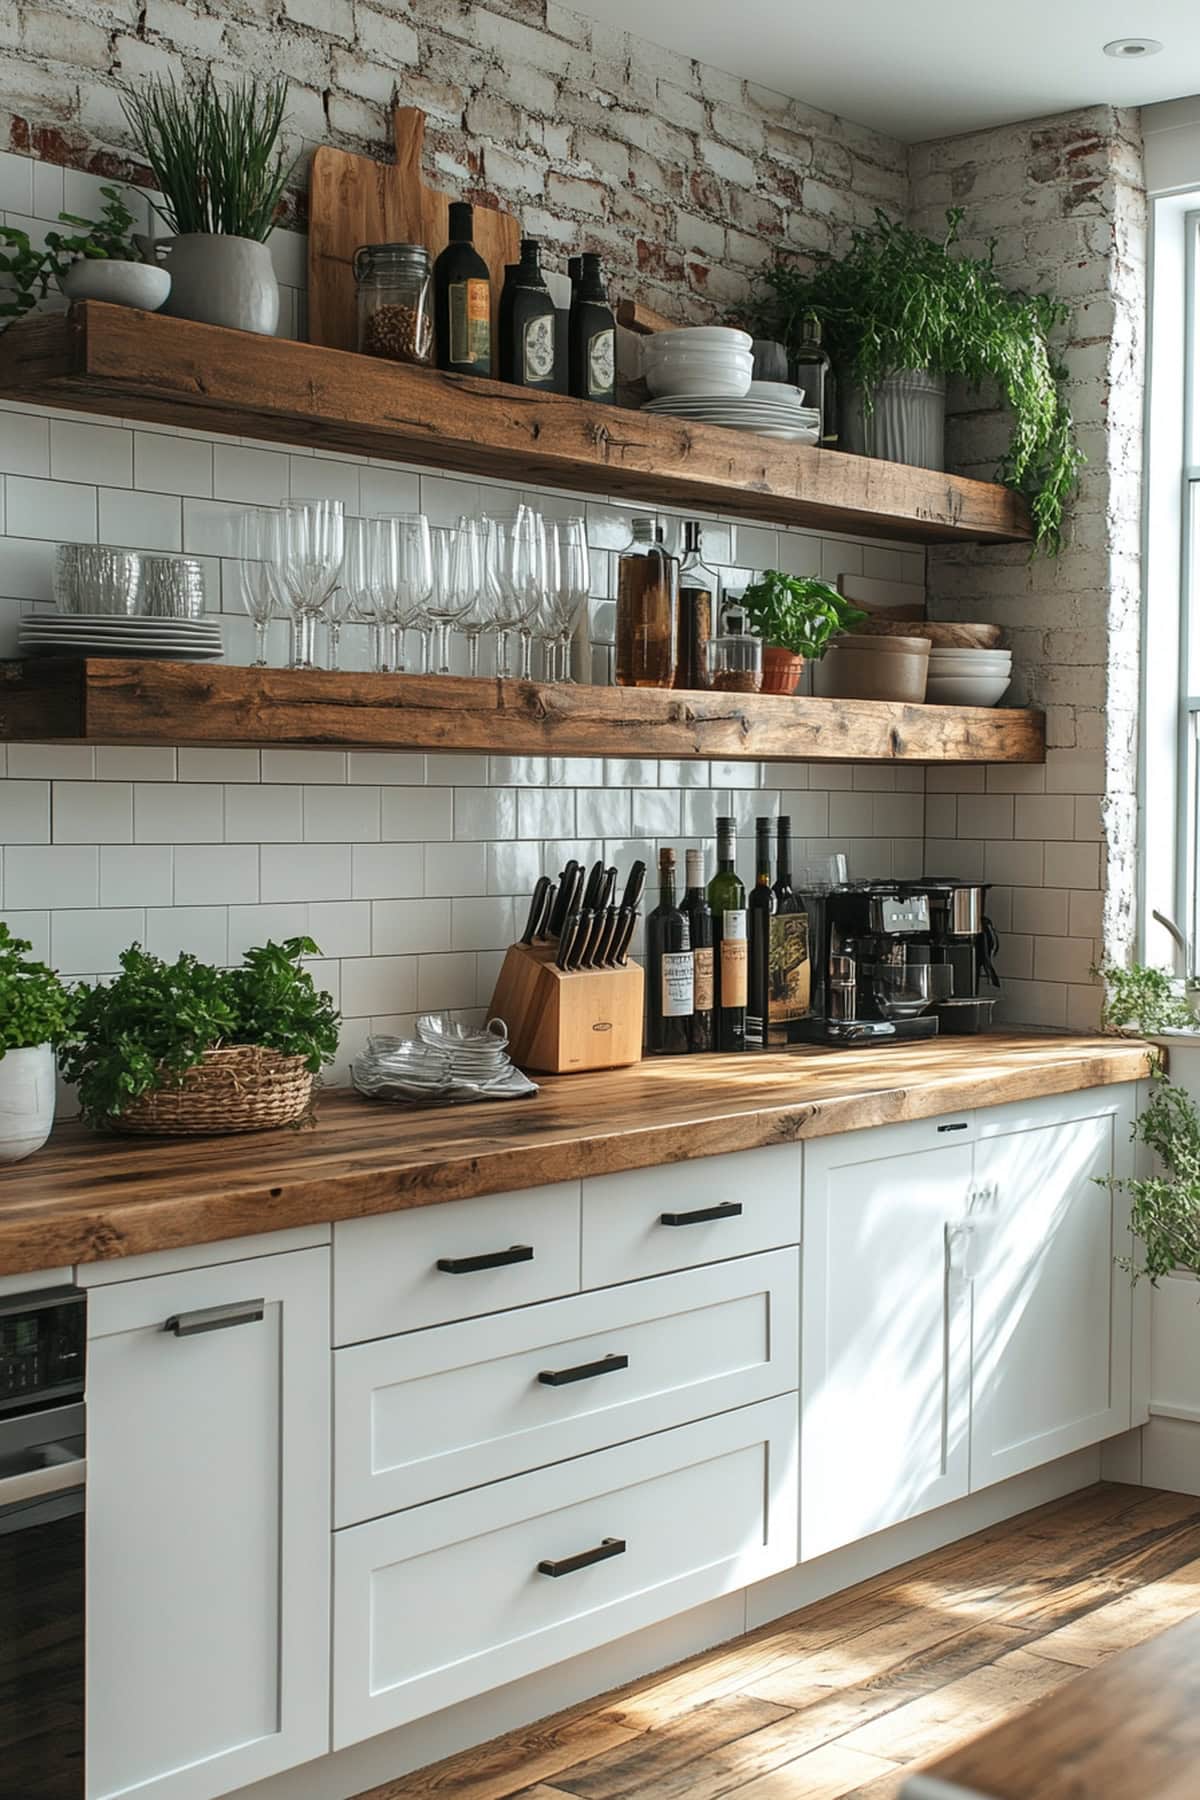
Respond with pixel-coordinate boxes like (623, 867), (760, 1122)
(0, 304), (1033, 547)
(0, 660), (1046, 764)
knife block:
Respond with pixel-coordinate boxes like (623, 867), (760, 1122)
(489, 942), (644, 1074)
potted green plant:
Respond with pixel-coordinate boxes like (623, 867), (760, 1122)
(122, 72), (294, 335)
(752, 208), (1083, 553)
(738, 570), (866, 694)
(0, 185), (170, 329)
(0, 925), (76, 1162)
(59, 938), (340, 1135)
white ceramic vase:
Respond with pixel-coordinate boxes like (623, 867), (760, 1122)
(146, 232), (279, 336)
(840, 370), (947, 471)
(62, 259), (172, 312)
(0, 1043), (56, 1164)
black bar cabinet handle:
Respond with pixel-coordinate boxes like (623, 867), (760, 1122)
(937, 1121), (969, 1134)
(538, 1353), (629, 1388)
(660, 1201), (743, 1228)
(538, 1537), (626, 1578)
(436, 1244), (534, 1275)
(164, 1299), (265, 1337)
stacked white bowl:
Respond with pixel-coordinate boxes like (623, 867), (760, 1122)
(924, 646), (1012, 707)
(641, 327), (754, 399)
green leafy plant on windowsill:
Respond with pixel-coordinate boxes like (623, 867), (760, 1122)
(750, 208), (1084, 555)
(1093, 960), (1198, 1037)
(1103, 1074), (1200, 1283)
(59, 937), (340, 1128)
(0, 185), (140, 329)
(738, 571), (867, 660)
(0, 924), (76, 1053)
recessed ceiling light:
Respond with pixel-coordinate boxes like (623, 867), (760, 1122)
(1103, 36), (1164, 57)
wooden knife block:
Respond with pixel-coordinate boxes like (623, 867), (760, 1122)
(490, 943), (644, 1074)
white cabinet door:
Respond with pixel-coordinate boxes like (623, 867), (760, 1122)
(970, 1087), (1135, 1489)
(85, 1247), (330, 1800)
(801, 1116), (974, 1561)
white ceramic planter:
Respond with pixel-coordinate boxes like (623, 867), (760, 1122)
(840, 370), (947, 471)
(1150, 1272), (1200, 1421)
(1154, 1032), (1200, 1106)
(62, 259), (171, 312)
(0, 1043), (56, 1163)
(149, 233), (279, 336)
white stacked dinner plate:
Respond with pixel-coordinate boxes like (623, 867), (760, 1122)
(643, 394), (821, 442)
(18, 613), (224, 661)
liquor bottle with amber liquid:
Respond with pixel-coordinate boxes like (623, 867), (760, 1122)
(433, 201), (491, 377)
(616, 518), (678, 687)
(645, 847), (692, 1056)
(675, 521), (719, 689)
(707, 816), (747, 1053)
(681, 848), (714, 1052)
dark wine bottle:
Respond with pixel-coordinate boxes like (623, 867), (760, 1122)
(682, 847), (714, 1053)
(793, 310), (838, 447)
(568, 251), (615, 404)
(433, 201), (491, 377)
(498, 239), (557, 390)
(747, 816), (776, 1049)
(769, 814), (812, 1042)
(645, 846), (693, 1056)
(707, 815), (747, 1053)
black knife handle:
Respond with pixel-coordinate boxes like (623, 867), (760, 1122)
(537, 1537), (626, 1578)
(538, 1352), (628, 1387)
(521, 875), (552, 945)
(548, 861), (578, 937)
(436, 1244), (534, 1274)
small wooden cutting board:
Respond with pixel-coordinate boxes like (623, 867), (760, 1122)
(307, 107), (521, 354)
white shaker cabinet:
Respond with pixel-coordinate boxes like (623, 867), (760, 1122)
(800, 1115), (976, 1561)
(85, 1247), (331, 1800)
(969, 1087), (1135, 1487)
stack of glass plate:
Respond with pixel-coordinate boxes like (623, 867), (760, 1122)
(352, 1016), (538, 1106)
(642, 394), (821, 442)
(18, 614), (224, 661)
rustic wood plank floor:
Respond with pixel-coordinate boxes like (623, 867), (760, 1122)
(359, 1483), (1200, 1800)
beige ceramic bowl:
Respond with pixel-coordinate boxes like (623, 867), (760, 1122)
(815, 633), (931, 703)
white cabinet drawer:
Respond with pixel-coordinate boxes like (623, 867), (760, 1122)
(580, 1144), (801, 1288)
(332, 1394), (798, 1746)
(334, 1248), (799, 1524)
(333, 1183), (581, 1346)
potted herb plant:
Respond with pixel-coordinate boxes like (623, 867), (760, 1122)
(59, 938), (339, 1135)
(752, 208), (1083, 553)
(738, 570), (866, 695)
(0, 925), (76, 1162)
(0, 185), (170, 329)
(122, 72), (293, 335)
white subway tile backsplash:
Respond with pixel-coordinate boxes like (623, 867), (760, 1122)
(304, 784), (381, 842)
(225, 785), (303, 842)
(50, 420), (133, 488)
(417, 951), (477, 1011)
(52, 907), (145, 975)
(451, 896), (515, 951)
(98, 487), (183, 552)
(7, 845), (99, 910)
(0, 411), (48, 477)
(372, 898), (452, 954)
(99, 846), (174, 908)
(134, 432), (213, 498)
(632, 789), (681, 837)
(227, 903), (308, 960)
(341, 955), (417, 1018)
(1043, 840), (1101, 890)
(7, 744), (95, 780)
(577, 788), (633, 837)
(306, 901), (371, 958)
(260, 748), (347, 784)
(3, 780), (50, 843)
(53, 781), (133, 844)
(7, 475), (97, 542)
(260, 844), (351, 903)
(348, 751), (424, 785)
(136, 783), (224, 843)
(213, 444), (292, 505)
(173, 844), (260, 906)
(177, 748), (260, 783)
(487, 840), (542, 896)
(454, 787), (517, 840)
(351, 843), (423, 900)
(381, 787), (453, 841)
(1014, 794), (1076, 840)
(517, 788), (575, 838)
(95, 747), (178, 781)
(145, 906), (230, 966)
(425, 841), (487, 896)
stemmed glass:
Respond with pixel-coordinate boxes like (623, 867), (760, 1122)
(341, 516), (386, 671)
(428, 523), (476, 674)
(452, 516), (489, 677)
(276, 498), (345, 670)
(484, 507), (544, 681)
(377, 513), (433, 674)
(236, 508), (283, 668)
(545, 516), (590, 683)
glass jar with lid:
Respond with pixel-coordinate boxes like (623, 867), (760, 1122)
(354, 242), (434, 365)
(705, 604), (763, 693)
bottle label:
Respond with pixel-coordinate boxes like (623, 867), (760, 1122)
(720, 910), (748, 1008)
(588, 326), (615, 396)
(692, 944), (714, 1012)
(449, 279), (490, 365)
(523, 312), (555, 382)
(768, 914), (811, 1023)
(661, 950), (694, 1018)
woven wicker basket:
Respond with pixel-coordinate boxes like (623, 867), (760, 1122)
(116, 1045), (314, 1136)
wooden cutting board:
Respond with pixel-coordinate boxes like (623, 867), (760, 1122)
(307, 107), (521, 354)
(854, 616), (1004, 648)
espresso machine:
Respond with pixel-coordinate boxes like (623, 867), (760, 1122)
(793, 879), (1000, 1044)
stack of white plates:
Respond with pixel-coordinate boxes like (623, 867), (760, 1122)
(18, 613), (224, 661)
(925, 647), (1012, 707)
(643, 393), (820, 442)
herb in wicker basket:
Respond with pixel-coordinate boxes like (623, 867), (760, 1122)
(60, 938), (340, 1133)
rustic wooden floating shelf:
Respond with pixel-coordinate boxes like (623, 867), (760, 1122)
(0, 660), (1046, 764)
(0, 304), (1034, 546)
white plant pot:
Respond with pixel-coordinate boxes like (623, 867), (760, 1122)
(0, 1043), (56, 1163)
(1150, 1271), (1200, 1420)
(147, 232), (279, 336)
(62, 259), (171, 312)
(1151, 1033), (1200, 1107)
(840, 370), (947, 471)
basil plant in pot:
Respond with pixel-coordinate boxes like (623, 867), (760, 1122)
(752, 208), (1083, 553)
(0, 925), (76, 1163)
(121, 71), (293, 335)
(738, 571), (866, 695)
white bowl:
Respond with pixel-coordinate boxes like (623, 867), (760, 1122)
(645, 360), (753, 399)
(924, 674), (1012, 707)
(928, 652), (1012, 667)
(62, 259), (172, 312)
(645, 326), (753, 352)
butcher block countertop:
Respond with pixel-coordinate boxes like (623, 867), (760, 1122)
(0, 1032), (1152, 1278)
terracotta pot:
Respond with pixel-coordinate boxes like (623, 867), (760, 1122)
(761, 647), (805, 695)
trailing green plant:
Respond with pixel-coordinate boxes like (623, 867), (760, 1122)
(738, 570), (866, 660)
(751, 209), (1084, 554)
(1093, 960), (1195, 1037)
(1103, 1074), (1200, 1282)
(0, 186), (141, 330)
(121, 71), (294, 241)
(0, 924), (76, 1053)
(59, 938), (340, 1127)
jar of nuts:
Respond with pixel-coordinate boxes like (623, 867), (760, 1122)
(354, 243), (434, 365)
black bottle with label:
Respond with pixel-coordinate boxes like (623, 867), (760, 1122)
(433, 201), (492, 378)
(747, 816), (776, 1050)
(568, 251), (616, 405)
(681, 847), (714, 1053)
(769, 815), (812, 1042)
(707, 815), (747, 1053)
(645, 847), (693, 1056)
(498, 239), (557, 390)
(793, 310), (838, 447)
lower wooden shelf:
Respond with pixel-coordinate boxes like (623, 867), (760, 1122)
(0, 660), (1045, 763)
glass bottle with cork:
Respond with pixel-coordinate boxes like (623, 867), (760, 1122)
(616, 518), (678, 687)
(707, 816), (747, 1053)
(645, 847), (693, 1056)
(792, 310), (838, 447)
(747, 815), (776, 1049)
(675, 521), (720, 690)
(768, 814), (812, 1042)
(568, 252), (616, 405)
(433, 201), (491, 378)
(499, 239), (557, 390)
(681, 848), (714, 1052)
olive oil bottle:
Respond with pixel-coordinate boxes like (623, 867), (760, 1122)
(433, 201), (491, 377)
(499, 239), (557, 390)
(568, 252), (615, 404)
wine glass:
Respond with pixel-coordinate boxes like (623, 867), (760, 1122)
(377, 512), (432, 674)
(484, 507), (543, 681)
(451, 516), (489, 677)
(342, 516), (387, 672)
(277, 497), (344, 670)
(236, 508), (283, 668)
(427, 525), (474, 674)
(546, 515), (590, 683)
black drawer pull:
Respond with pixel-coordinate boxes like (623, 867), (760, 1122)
(436, 1244), (534, 1275)
(538, 1353), (629, 1388)
(937, 1121), (969, 1134)
(660, 1201), (743, 1228)
(538, 1537), (626, 1578)
(164, 1300), (264, 1337)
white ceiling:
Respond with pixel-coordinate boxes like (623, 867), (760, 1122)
(578, 0), (1199, 140)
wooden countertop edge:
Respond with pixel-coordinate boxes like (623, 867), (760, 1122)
(0, 1037), (1152, 1278)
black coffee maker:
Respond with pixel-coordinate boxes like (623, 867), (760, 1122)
(924, 879), (1001, 1032)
